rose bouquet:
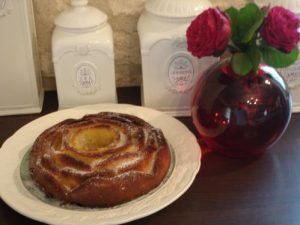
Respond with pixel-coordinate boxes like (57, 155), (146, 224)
(186, 3), (300, 76)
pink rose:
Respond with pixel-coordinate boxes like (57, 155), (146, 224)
(186, 8), (231, 58)
(260, 6), (300, 53)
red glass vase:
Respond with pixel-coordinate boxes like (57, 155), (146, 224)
(192, 59), (292, 158)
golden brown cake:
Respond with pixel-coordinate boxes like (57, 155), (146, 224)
(29, 112), (171, 207)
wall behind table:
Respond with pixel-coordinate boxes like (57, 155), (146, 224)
(32, 0), (248, 91)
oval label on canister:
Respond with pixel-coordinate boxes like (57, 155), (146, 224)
(74, 62), (100, 95)
(168, 55), (195, 93)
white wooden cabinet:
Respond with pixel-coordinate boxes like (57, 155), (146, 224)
(0, 0), (43, 116)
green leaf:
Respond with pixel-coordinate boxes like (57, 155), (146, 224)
(241, 8), (267, 43)
(247, 42), (262, 71)
(261, 46), (299, 68)
(229, 3), (260, 50)
(237, 3), (260, 38)
(225, 7), (238, 38)
(231, 52), (253, 76)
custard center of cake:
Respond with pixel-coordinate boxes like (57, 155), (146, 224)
(73, 127), (117, 149)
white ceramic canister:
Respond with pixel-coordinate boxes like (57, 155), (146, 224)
(138, 0), (218, 116)
(0, 0), (43, 115)
(52, 0), (116, 109)
(253, 0), (300, 112)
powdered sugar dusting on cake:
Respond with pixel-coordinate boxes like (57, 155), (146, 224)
(29, 112), (171, 207)
(60, 167), (92, 176)
(115, 154), (143, 172)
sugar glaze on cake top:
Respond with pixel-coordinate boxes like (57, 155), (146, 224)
(29, 112), (171, 207)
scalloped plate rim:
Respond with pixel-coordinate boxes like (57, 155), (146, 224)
(0, 103), (201, 225)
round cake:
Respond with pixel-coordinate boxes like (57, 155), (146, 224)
(29, 112), (171, 207)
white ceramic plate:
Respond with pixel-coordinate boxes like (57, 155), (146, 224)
(0, 104), (201, 225)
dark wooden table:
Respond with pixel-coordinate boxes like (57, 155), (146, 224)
(1, 87), (300, 225)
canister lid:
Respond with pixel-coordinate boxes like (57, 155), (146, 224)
(55, 0), (107, 29)
(253, 0), (300, 15)
(145, 0), (212, 18)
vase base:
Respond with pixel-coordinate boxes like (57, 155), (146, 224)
(198, 139), (266, 158)
(212, 148), (266, 159)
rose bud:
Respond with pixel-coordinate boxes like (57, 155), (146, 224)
(260, 6), (300, 53)
(186, 8), (231, 58)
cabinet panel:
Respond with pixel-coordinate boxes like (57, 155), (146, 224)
(0, 0), (43, 115)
